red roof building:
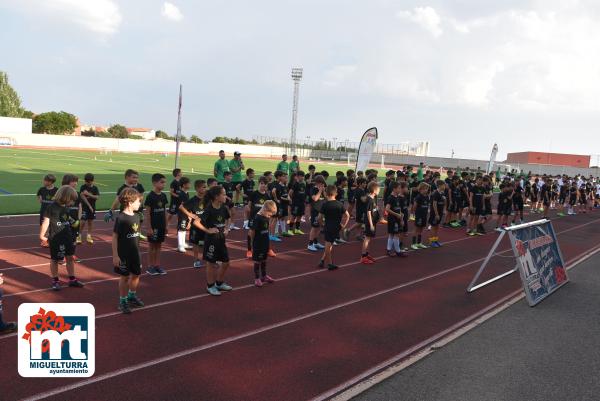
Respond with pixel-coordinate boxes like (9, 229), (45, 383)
(505, 152), (590, 168)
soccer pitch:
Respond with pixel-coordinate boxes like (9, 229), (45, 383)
(0, 147), (381, 215)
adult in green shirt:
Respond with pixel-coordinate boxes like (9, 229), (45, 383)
(213, 150), (230, 183)
(417, 162), (424, 181)
(229, 151), (245, 205)
(276, 154), (289, 175)
(289, 155), (300, 174)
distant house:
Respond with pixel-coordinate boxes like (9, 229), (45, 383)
(127, 127), (155, 140)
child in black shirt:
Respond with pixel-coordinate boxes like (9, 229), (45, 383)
(222, 171), (240, 230)
(429, 180), (446, 247)
(319, 185), (350, 270)
(176, 177), (192, 252)
(144, 173), (168, 275)
(112, 187), (144, 314)
(168, 168), (182, 226)
(241, 168), (255, 229)
(307, 175), (326, 252)
(411, 182), (430, 249)
(80, 173), (100, 244)
(194, 186), (233, 296)
(180, 179), (207, 268)
(385, 181), (407, 257)
(250, 200), (277, 286)
(289, 171), (307, 235)
(245, 177), (274, 258)
(39, 185), (84, 291)
(361, 181), (380, 264)
(37, 174), (57, 247)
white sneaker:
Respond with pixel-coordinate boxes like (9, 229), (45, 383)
(230, 224), (241, 230)
(315, 242), (325, 249)
(184, 243), (193, 250)
(336, 238), (347, 244)
(177, 247), (187, 253)
(301, 216), (306, 223)
(307, 244), (318, 252)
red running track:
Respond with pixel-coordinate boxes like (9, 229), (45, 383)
(0, 209), (599, 400)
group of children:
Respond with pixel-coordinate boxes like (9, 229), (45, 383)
(18, 162), (599, 318)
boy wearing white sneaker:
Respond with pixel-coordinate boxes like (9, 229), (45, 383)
(176, 177), (192, 252)
(250, 200), (277, 286)
(307, 175), (326, 252)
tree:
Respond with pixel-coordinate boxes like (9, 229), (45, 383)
(189, 135), (203, 143)
(81, 128), (96, 137)
(32, 111), (77, 135)
(155, 130), (170, 139)
(108, 124), (128, 139)
(0, 71), (25, 117)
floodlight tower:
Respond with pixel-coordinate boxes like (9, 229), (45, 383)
(290, 67), (303, 155)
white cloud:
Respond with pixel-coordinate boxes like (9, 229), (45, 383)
(323, 65), (357, 87)
(162, 2), (183, 22)
(397, 7), (443, 38)
(4, 0), (122, 35)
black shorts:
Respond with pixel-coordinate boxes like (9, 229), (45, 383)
(428, 213), (443, 226)
(114, 254), (142, 276)
(49, 237), (75, 261)
(291, 203), (305, 217)
(348, 192), (356, 204)
(177, 216), (189, 232)
(247, 217), (256, 230)
(189, 228), (205, 245)
(364, 223), (376, 238)
(448, 201), (460, 214)
(148, 227), (166, 243)
(569, 197), (577, 206)
(387, 217), (402, 234)
(81, 208), (96, 221)
(559, 194), (566, 204)
(168, 203), (180, 215)
(498, 205), (512, 216)
(415, 212), (428, 228)
(203, 235), (229, 263)
(543, 200), (550, 207)
(324, 227), (340, 243)
(310, 209), (320, 228)
(355, 211), (365, 224)
(252, 247), (268, 262)
(277, 202), (289, 218)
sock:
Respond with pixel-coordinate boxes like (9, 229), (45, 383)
(69, 276), (75, 281)
(295, 221), (300, 229)
(119, 296), (127, 304)
(260, 261), (267, 277)
(417, 235), (422, 244)
(127, 290), (136, 299)
(177, 231), (185, 247)
(253, 262), (260, 279)
(243, 219), (248, 226)
(387, 236), (394, 251)
(247, 236), (252, 251)
(393, 237), (401, 253)
(412, 236), (417, 244)
(281, 221), (287, 233)
(274, 221), (280, 235)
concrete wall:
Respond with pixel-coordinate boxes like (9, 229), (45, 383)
(506, 151), (590, 168)
(0, 117), (32, 135)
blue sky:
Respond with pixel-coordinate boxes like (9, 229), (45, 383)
(1, 0), (600, 160)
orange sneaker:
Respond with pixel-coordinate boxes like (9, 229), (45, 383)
(246, 250), (252, 259)
(361, 256), (374, 264)
(267, 249), (276, 257)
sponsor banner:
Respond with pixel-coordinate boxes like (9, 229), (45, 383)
(18, 303), (95, 377)
(355, 127), (378, 173)
(508, 220), (568, 306)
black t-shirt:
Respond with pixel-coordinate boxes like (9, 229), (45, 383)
(365, 195), (380, 223)
(540, 184), (549, 201)
(291, 181), (306, 204)
(274, 182), (289, 205)
(267, 181), (276, 193)
(170, 179), (181, 206)
(80, 184), (100, 211)
(222, 181), (236, 201)
(386, 194), (403, 223)
(252, 214), (270, 251)
(241, 179), (255, 198)
(355, 187), (367, 216)
(44, 202), (73, 241)
(113, 212), (141, 259)
(117, 183), (145, 212)
(430, 191), (446, 215)
(144, 191), (168, 229)
(499, 191), (513, 206)
(249, 190), (271, 218)
(414, 193), (430, 214)
(320, 200), (345, 231)
(37, 186), (58, 214)
(470, 185), (485, 207)
(309, 186), (325, 212)
(177, 191), (190, 217)
(200, 203), (231, 237)
(184, 195), (204, 231)
(347, 177), (356, 196)
(514, 184), (523, 198)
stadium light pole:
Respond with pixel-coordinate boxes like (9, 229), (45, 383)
(290, 67), (303, 155)
(174, 84), (183, 169)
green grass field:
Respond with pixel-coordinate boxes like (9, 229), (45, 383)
(0, 147), (383, 215)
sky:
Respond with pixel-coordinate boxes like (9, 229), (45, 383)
(1, 0), (600, 161)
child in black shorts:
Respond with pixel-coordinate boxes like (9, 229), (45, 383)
(307, 175), (326, 252)
(112, 188), (145, 314)
(176, 177), (192, 253)
(194, 185), (233, 296)
(80, 173), (100, 244)
(250, 200), (278, 286)
(346, 169), (357, 217)
(272, 171), (292, 237)
(37, 174), (57, 247)
(385, 181), (407, 257)
(288, 171), (307, 235)
(246, 177), (275, 258)
(540, 178), (552, 218)
(343, 177), (367, 241)
(468, 176), (485, 236)
(39, 185), (85, 291)
(512, 178), (525, 224)
(428, 180), (446, 247)
(168, 168), (183, 226)
(411, 182), (430, 249)
(222, 171), (240, 230)
(319, 185), (350, 270)
(496, 182), (513, 230)
(63, 174), (87, 261)
(180, 179), (207, 268)
(0, 274), (17, 333)
(145, 173), (168, 276)
(361, 181), (380, 264)
(241, 168), (255, 229)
